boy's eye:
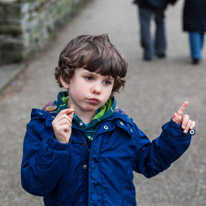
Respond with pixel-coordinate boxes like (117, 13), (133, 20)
(103, 80), (112, 85)
(84, 76), (94, 81)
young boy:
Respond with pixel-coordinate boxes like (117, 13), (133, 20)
(21, 34), (195, 206)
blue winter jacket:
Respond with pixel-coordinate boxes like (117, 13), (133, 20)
(21, 105), (193, 205)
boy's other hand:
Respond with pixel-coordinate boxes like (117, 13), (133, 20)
(172, 101), (195, 134)
(52, 107), (74, 143)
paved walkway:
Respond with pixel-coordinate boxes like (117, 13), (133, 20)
(0, 0), (205, 205)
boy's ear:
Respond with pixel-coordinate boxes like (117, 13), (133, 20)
(60, 75), (69, 89)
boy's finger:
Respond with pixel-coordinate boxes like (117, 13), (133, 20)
(176, 101), (189, 116)
(172, 112), (179, 123)
(58, 118), (72, 126)
(181, 114), (189, 129)
(183, 119), (192, 134)
(67, 105), (74, 119)
(190, 121), (196, 129)
(59, 108), (74, 115)
(67, 111), (74, 121)
(172, 112), (182, 124)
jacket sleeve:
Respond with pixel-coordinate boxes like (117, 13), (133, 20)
(133, 119), (193, 178)
(21, 118), (71, 196)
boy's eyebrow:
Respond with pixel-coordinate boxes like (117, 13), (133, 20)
(82, 70), (113, 78)
(81, 69), (115, 81)
(82, 70), (96, 75)
(105, 76), (114, 80)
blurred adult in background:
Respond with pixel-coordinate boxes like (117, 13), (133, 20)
(183, 0), (206, 65)
(133, 0), (177, 61)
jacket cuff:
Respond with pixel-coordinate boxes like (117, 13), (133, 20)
(49, 134), (71, 151)
(169, 119), (195, 136)
(162, 119), (195, 140)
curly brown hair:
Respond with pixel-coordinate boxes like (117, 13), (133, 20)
(54, 34), (128, 94)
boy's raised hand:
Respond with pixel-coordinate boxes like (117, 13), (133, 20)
(172, 101), (195, 134)
(52, 106), (74, 143)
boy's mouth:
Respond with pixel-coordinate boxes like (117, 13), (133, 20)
(87, 98), (100, 105)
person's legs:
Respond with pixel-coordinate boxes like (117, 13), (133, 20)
(138, 7), (153, 60)
(189, 32), (202, 64)
(200, 32), (204, 50)
(154, 8), (166, 58)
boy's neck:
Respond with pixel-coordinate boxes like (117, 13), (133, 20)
(78, 112), (95, 124)
(69, 104), (96, 124)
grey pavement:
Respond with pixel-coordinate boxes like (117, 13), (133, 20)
(0, 64), (25, 93)
(0, 0), (206, 205)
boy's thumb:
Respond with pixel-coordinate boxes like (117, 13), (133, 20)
(68, 104), (74, 120)
(172, 112), (181, 124)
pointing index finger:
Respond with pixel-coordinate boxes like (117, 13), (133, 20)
(176, 101), (189, 116)
(59, 108), (74, 115)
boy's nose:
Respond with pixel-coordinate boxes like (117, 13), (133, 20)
(91, 83), (101, 94)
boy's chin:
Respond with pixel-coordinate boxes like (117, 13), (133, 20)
(84, 104), (102, 112)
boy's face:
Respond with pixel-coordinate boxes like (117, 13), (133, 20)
(63, 68), (114, 118)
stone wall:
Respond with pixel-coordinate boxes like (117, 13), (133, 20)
(0, 0), (90, 64)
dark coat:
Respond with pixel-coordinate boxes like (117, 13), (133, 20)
(183, 0), (206, 32)
(133, 0), (177, 10)
(21, 104), (193, 205)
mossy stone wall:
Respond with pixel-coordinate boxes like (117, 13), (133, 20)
(0, 0), (90, 63)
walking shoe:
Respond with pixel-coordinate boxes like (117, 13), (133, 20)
(156, 54), (166, 58)
(143, 56), (152, 61)
(192, 58), (200, 65)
